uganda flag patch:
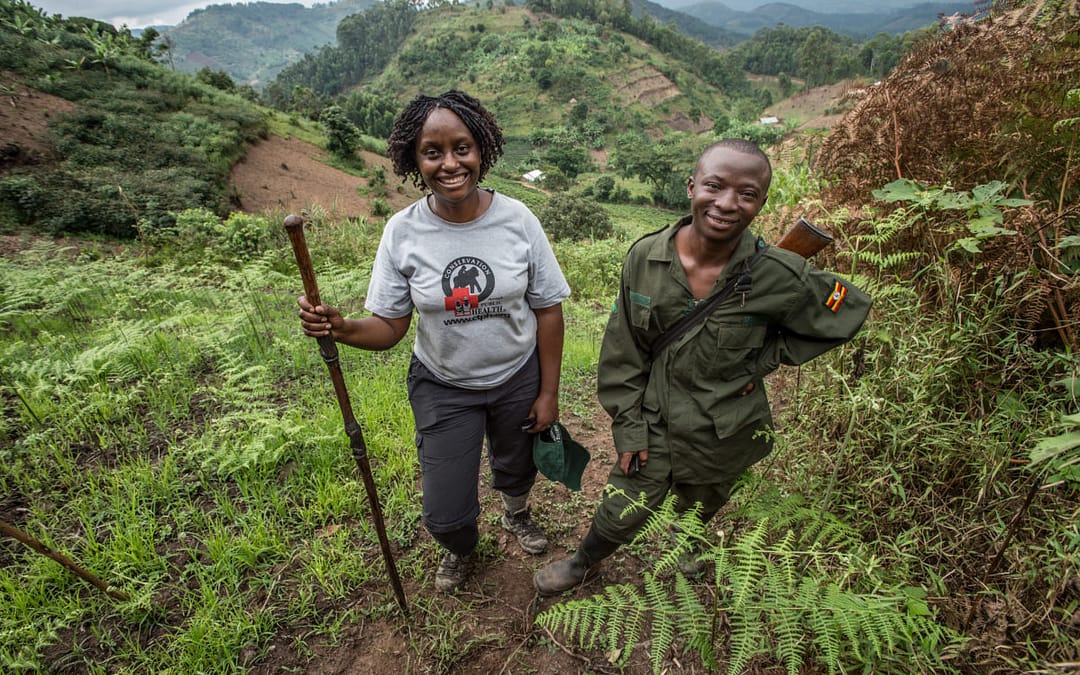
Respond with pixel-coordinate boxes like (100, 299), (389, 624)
(824, 280), (848, 313)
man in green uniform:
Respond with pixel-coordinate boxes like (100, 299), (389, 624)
(534, 139), (872, 594)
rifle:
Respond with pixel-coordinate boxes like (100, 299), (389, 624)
(283, 214), (408, 616)
(647, 216), (835, 357)
(776, 216), (834, 258)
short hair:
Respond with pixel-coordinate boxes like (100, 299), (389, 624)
(386, 90), (505, 189)
(696, 138), (773, 190)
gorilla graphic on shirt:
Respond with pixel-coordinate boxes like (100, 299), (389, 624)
(442, 256), (495, 317)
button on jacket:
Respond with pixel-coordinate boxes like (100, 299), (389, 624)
(598, 217), (873, 485)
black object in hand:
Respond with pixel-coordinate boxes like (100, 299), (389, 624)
(627, 453), (641, 477)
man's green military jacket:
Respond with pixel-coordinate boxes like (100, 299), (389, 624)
(598, 217), (873, 484)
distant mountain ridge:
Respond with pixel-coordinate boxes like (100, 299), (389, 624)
(672, 1), (976, 36)
(658, 0), (969, 11)
(629, 0), (749, 45)
(163, 0), (973, 87)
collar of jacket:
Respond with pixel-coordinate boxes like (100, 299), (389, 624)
(645, 215), (761, 270)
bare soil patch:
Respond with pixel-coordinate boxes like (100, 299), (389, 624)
(0, 71), (76, 170)
(0, 76), (421, 222)
(227, 136), (422, 219)
(763, 79), (866, 131)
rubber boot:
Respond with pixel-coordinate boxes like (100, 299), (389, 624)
(533, 527), (619, 596)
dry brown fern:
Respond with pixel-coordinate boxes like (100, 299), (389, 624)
(810, 0), (1079, 348)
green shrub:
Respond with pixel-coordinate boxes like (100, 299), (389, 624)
(0, 174), (45, 224)
(170, 207), (222, 248)
(371, 197), (392, 218)
(321, 104), (361, 159)
(538, 193), (614, 242)
(221, 212), (277, 257)
(593, 175), (616, 201)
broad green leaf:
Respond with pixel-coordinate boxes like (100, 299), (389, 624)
(1057, 235), (1080, 251)
(971, 181), (1007, 202)
(872, 179), (923, 203)
(955, 238), (982, 253)
(936, 192), (968, 210)
(1030, 431), (1080, 464)
(1054, 376), (1080, 396)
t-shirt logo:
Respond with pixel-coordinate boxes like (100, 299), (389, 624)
(442, 256), (495, 316)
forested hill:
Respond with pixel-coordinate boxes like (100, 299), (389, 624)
(265, 0), (753, 144)
(164, 0), (378, 86)
(163, 0), (735, 86)
(161, 0), (968, 87)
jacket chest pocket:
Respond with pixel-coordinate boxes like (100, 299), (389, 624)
(694, 320), (766, 381)
(628, 298), (651, 331)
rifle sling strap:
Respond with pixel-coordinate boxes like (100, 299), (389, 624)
(647, 239), (768, 359)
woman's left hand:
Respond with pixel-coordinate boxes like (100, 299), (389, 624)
(526, 391), (559, 432)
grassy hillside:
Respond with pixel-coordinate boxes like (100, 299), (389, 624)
(366, 5), (731, 138)
(0, 4), (269, 237)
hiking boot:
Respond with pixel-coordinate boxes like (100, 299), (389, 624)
(501, 507), (549, 555)
(533, 527), (620, 596)
(678, 547), (707, 578)
(670, 526), (706, 578)
(434, 551), (472, 592)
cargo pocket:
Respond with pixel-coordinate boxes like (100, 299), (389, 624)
(711, 388), (774, 469)
(697, 321), (766, 381)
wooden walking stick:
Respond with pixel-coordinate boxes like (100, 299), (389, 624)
(284, 214), (408, 615)
(0, 518), (130, 601)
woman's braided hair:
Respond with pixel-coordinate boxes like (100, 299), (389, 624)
(387, 90), (505, 189)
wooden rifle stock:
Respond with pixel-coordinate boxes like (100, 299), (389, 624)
(775, 216), (834, 258)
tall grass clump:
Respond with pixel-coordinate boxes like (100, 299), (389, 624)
(0, 224), (420, 672)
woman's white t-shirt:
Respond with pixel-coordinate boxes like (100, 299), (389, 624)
(365, 190), (571, 389)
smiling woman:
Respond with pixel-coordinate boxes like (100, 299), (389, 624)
(296, 90), (573, 595)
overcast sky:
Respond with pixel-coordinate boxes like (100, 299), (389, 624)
(32, 1), (323, 29)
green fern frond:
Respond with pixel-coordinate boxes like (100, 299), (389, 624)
(773, 603), (808, 675)
(730, 519), (769, 611)
(635, 499), (677, 545)
(725, 609), (765, 675)
(611, 484), (650, 521)
(775, 529), (796, 592)
(644, 573), (676, 673)
(673, 572), (711, 647)
(809, 594), (842, 672)
(537, 582), (646, 653)
(823, 585), (865, 661)
(539, 506), (958, 674)
(605, 585), (645, 664)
